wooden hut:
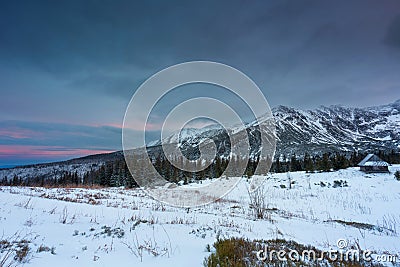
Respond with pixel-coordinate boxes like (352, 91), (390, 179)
(358, 154), (390, 173)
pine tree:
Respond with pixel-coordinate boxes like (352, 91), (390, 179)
(304, 153), (314, 173)
(1, 176), (8, 185)
(12, 175), (19, 186)
(321, 153), (331, 172)
(215, 157), (222, 178)
(290, 154), (302, 172)
(171, 166), (179, 184)
(98, 165), (107, 186)
(110, 174), (119, 187)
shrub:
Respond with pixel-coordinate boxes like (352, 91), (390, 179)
(36, 245), (51, 253)
(204, 238), (373, 267)
(203, 237), (259, 267)
(1, 239), (31, 265)
(247, 186), (268, 220)
(395, 171), (400, 181)
(14, 242), (30, 262)
(333, 180), (348, 188)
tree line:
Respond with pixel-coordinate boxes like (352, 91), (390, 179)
(0, 160), (137, 188)
(1, 150), (399, 187)
(272, 150), (400, 173)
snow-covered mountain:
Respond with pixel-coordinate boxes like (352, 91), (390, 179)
(148, 99), (400, 158)
(1, 100), (399, 179)
(274, 99), (400, 156)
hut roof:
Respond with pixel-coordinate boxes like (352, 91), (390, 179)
(358, 154), (390, 167)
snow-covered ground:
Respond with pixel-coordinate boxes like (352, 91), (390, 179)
(1, 166), (400, 266)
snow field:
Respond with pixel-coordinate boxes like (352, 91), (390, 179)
(1, 165), (399, 266)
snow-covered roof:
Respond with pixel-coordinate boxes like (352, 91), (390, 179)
(358, 154), (390, 167)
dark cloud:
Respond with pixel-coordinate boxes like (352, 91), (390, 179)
(0, 120), (122, 149)
(1, 0), (400, 165)
(1, 1), (400, 107)
(384, 14), (400, 48)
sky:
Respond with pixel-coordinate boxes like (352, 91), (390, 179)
(1, 0), (400, 166)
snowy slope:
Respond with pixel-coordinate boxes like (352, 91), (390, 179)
(1, 166), (399, 266)
(274, 100), (400, 155)
(148, 99), (400, 159)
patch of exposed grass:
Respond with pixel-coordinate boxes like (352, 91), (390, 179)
(1, 237), (32, 266)
(204, 237), (381, 267)
(328, 219), (396, 235)
(94, 225), (125, 238)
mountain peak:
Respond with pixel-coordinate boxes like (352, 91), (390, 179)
(272, 105), (298, 113)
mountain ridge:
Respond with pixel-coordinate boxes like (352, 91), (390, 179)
(2, 100), (399, 172)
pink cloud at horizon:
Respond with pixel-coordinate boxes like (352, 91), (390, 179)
(0, 128), (44, 139)
(0, 145), (115, 161)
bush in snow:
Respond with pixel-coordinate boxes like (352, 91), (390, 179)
(0, 233), (33, 266)
(395, 171), (400, 181)
(247, 186), (268, 220)
(204, 238), (373, 267)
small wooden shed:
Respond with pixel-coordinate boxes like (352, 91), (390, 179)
(358, 154), (390, 173)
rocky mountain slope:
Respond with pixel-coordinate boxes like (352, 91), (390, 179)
(274, 99), (400, 156)
(149, 99), (400, 158)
